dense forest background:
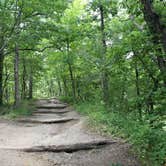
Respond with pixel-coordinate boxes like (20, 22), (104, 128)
(0, 0), (165, 165)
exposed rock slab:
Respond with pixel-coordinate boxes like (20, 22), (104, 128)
(22, 140), (117, 153)
(33, 110), (69, 114)
(17, 118), (77, 124)
(37, 104), (67, 109)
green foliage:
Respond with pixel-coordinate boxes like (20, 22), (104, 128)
(0, 105), (11, 115)
(0, 0), (165, 165)
(3, 100), (34, 119)
(75, 101), (166, 166)
(58, 96), (74, 104)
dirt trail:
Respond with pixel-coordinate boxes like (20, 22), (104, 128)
(0, 99), (141, 166)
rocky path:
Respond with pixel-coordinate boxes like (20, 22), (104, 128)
(0, 99), (140, 166)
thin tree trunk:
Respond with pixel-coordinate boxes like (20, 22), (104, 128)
(0, 50), (4, 105)
(135, 61), (142, 119)
(99, 5), (110, 106)
(63, 77), (68, 96)
(68, 63), (76, 99)
(28, 67), (33, 99)
(50, 80), (53, 97)
(57, 79), (62, 96)
(14, 44), (20, 107)
(47, 80), (51, 97)
(67, 40), (76, 100)
(5, 87), (9, 104)
(76, 79), (81, 100)
(3, 64), (10, 104)
(21, 57), (26, 99)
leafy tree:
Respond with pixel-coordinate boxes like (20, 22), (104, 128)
(0, 0), (165, 165)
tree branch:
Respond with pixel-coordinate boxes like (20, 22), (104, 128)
(4, 45), (54, 55)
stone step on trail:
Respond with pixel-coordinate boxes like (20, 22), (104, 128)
(48, 99), (66, 105)
(17, 118), (78, 124)
(2, 140), (117, 153)
(33, 110), (70, 114)
(36, 104), (68, 109)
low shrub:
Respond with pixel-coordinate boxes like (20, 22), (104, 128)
(2, 100), (34, 119)
(59, 96), (74, 103)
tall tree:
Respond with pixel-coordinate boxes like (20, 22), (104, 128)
(14, 43), (20, 107)
(140, 0), (166, 85)
(99, 4), (110, 106)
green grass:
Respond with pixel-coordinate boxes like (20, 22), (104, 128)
(1, 100), (34, 119)
(74, 102), (166, 166)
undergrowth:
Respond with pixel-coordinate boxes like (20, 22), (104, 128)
(58, 96), (75, 104)
(74, 102), (166, 166)
(1, 100), (34, 119)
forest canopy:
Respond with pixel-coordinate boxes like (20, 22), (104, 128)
(0, 0), (166, 165)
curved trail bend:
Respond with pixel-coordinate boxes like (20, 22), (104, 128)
(0, 99), (140, 166)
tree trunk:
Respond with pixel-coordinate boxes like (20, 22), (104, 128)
(76, 79), (81, 100)
(68, 63), (76, 99)
(140, 0), (166, 52)
(140, 0), (166, 85)
(0, 51), (4, 105)
(49, 80), (54, 97)
(28, 67), (33, 99)
(135, 61), (142, 119)
(14, 44), (20, 107)
(62, 77), (68, 97)
(21, 57), (27, 99)
(57, 79), (62, 96)
(3, 64), (10, 104)
(67, 40), (76, 100)
(99, 5), (110, 106)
